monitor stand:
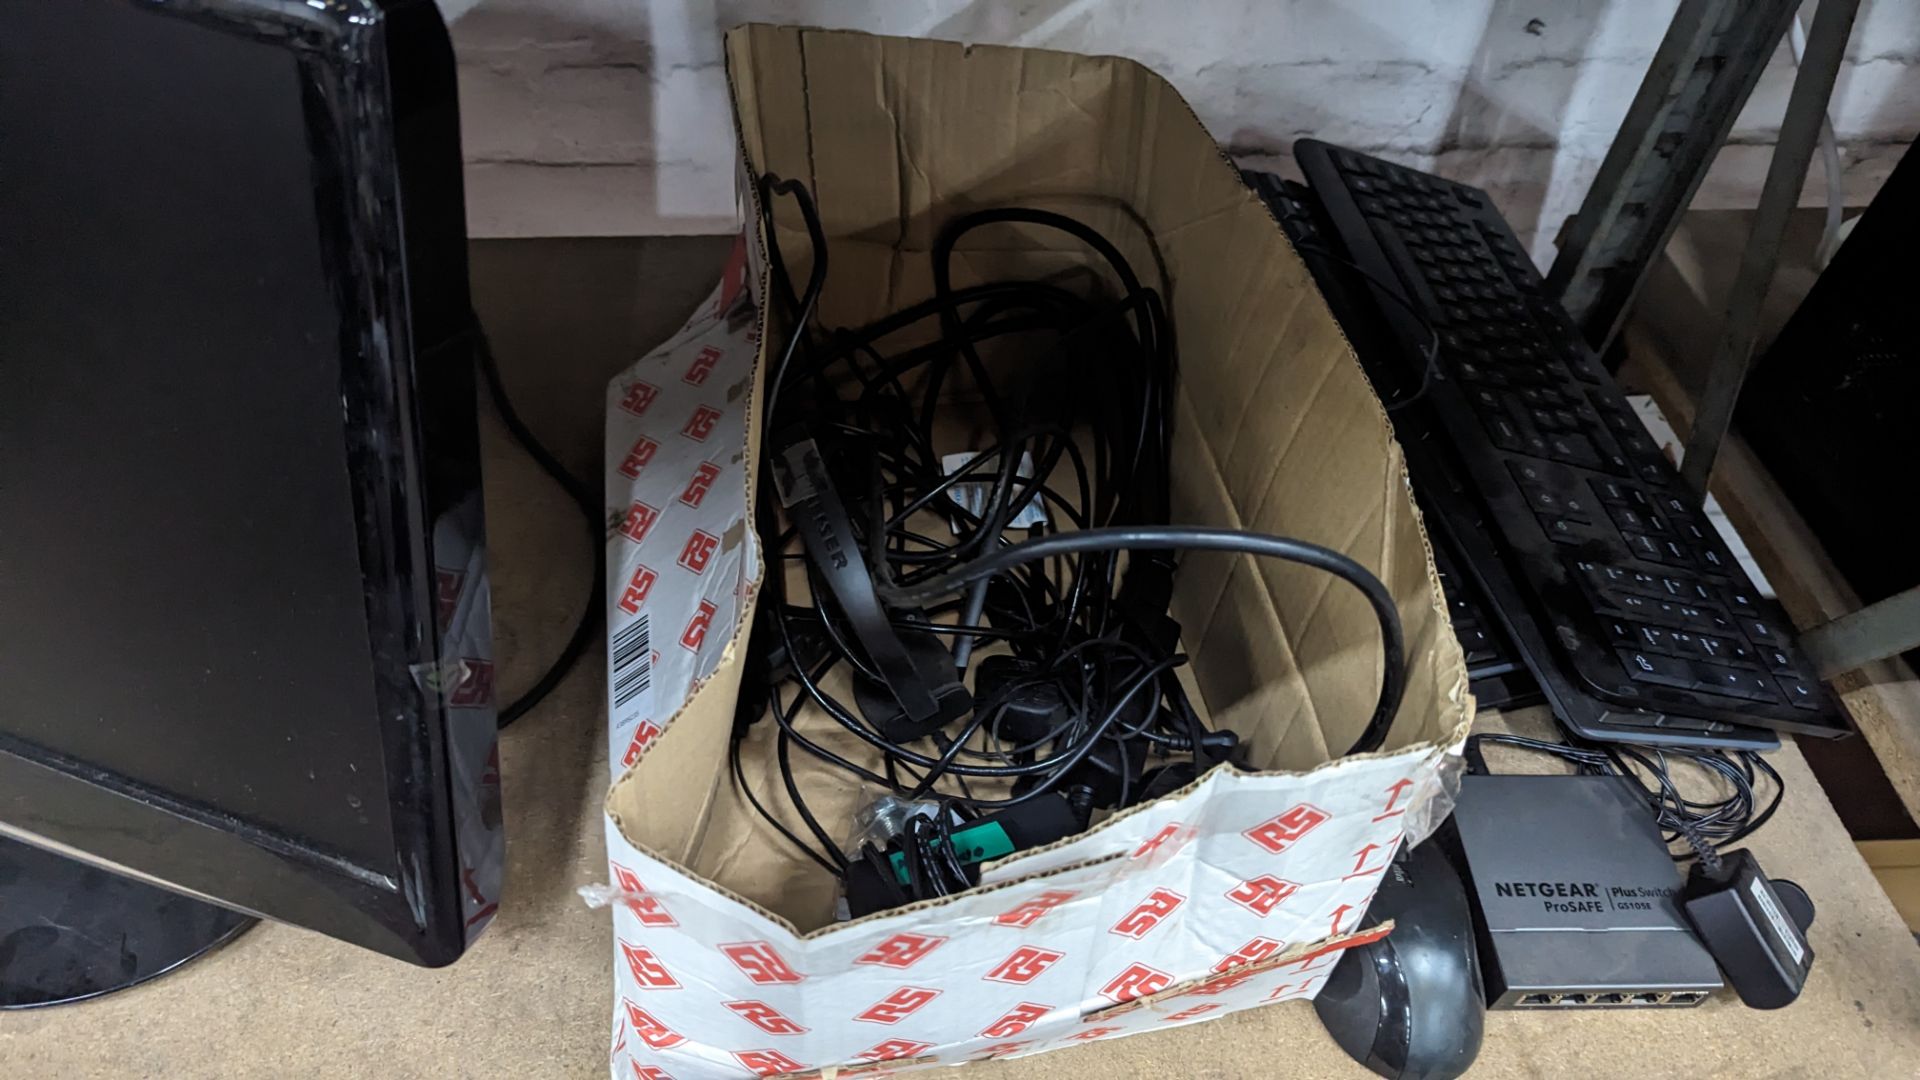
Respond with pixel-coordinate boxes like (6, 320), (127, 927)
(0, 833), (256, 1009)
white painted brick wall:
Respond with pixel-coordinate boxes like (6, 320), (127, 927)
(446, 0), (1919, 262)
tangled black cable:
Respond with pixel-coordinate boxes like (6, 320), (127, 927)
(1466, 733), (1784, 866)
(729, 175), (1408, 909)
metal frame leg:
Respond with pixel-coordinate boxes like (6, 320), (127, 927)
(1547, 0), (1800, 351)
(1679, 0), (1862, 495)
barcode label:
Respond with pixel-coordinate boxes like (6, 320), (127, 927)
(611, 614), (652, 709)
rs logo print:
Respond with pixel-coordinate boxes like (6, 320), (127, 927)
(855, 932), (947, 969)
(617, 566), (658, 615)
(619, 380), (660, 417)
(619, 502), (661, 545)
(683, 345), (722, 386)
(984, 945), (1065, 985)
(629, 1064), (672, 1080)
(725, 1000), (806, 1036)
(620, 1000), (684, 1049)
(1110, 888), (1184, 939)
(619, 942), (678, 988)
(1070, 1026), (1122, 1042)
(1215, 936), (1282, 972)
(680, 600), (717, 651)
(618, 435), (659, 479)
(620, 721), (662, 768)
(980, 1001), (1052, 1039)
(858, 1039), (933, 1062)
(733, 1050), (806, 1078)
(719, 941), (804, 985)
(1130, 822), (1191, 861)
(1163, 1004), (1221, 1023)
(993, 890), (1076, 928)
(434, 569), (464, 632)
(1099, 962), (1171, 1004)
(681, 404), (722, 441)
(677, 529), (720, 575)
(678, 461), (722, 508)
(1226, 874), (1300, 917)
(1244, 802), (1331, 853)
(608, 862), (676, 927)
(854, 986), (940, 1025)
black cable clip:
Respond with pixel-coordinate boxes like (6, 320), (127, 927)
(771, 431), (970, 740)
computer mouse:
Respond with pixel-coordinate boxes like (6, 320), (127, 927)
(1314, 838), (1484, 1080)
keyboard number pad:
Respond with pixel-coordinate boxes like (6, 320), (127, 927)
(1574, 559), (1824, 710)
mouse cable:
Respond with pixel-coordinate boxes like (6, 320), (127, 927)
(1465, 733), (1783, 862)
(475, 326), (605, 728)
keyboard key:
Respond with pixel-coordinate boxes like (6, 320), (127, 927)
(1723, 589), (1758, 613)
(1761, 647), (1795, 674)
(1691, 664), (1781, 703)
(1618, 648), (1694, 690)
(1775, 676), (1824, 711)
(1609, 504), (1652, 532)
(1544, 516), (1586, 544)
(1622, 532), (1663, 562)
(1459, 626), (1496, 664)
(1521, 484), (1565, 514)
(1603, 618), (1636, 644)
(1698, 547), (1727, 572)
(1546, 433), (1601, 469)
(1488, 416), (1526, 450)
(1662, 538), (1690, 563)
(1743, 619), (1778, 642)
(1508, 460), (1550, 487)
(1592, 477), (1632, 504)
(1696, 635), (1737, 663)
(1635, 624), (1672, 652)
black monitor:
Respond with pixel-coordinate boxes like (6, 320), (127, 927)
(0, 0), (499, 1000)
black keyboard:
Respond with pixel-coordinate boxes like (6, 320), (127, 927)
(1278, 142), (1850, 745)
(1256, 175), (1541, 714)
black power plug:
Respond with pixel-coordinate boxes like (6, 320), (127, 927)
(972, 655), (1069, 748)
(1681, 848), (1815, 1009)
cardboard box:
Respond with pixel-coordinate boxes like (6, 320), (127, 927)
(597, 26), (1472, 1078)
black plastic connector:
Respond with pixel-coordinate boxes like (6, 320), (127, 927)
(1681, 848), (1815, 1010)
